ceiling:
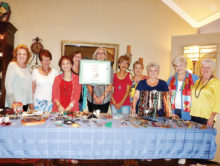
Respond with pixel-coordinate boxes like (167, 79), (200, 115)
(162, 0), (220, 28)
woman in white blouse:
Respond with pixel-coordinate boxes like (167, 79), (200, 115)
(32, 49), (58, 112)
(5, 44), (33, 111)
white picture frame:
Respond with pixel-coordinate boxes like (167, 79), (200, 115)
(79, 60), (111, 85)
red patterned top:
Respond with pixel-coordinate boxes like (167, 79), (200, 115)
(52, 73), (81, 112)
(60, 79), (72, 109)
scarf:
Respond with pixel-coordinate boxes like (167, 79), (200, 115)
(169, 72), (194, 113)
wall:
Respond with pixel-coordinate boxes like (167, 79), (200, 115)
(4, 0), (197, 79)
(199, 18), (220, 34)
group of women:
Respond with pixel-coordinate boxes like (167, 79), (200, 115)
(5, 44), (220, 166)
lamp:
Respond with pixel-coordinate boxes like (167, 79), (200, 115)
(184, 46), (200, 74)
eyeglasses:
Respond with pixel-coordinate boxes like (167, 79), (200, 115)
(97, 52), (105, 55)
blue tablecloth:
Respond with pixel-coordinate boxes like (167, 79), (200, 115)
(0, 118), (216, 159)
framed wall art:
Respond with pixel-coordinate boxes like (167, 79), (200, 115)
(61, 40), (119, 71)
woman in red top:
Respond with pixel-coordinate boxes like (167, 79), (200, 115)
(111, 55), (132, 114)
(52, 56), (81, 112)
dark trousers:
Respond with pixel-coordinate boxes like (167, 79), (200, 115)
(87, 100), (110, 113)
(191, 116), (208, 125)
(174, 109), (182, 118)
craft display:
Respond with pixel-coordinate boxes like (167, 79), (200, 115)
(112, 113), (126, 119)
(0, 107), (14, 114)
(101, 114), (113, 119)
(22, 110), (38, 116)
(138, 90), (172, 121)
(63, 119), (75, 125)
(12, 102), (23, 110)
(1, 110), (208, 130)
(0, 107), (19, 119)
(54, 120), (63, 127)
(0, 114), (11, 126)
(21, 115), (47, 126)
(71, 122), (80, 128)
(11, 102), (23, 119)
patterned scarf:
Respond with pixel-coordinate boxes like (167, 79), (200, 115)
(169, 72), (194, 113)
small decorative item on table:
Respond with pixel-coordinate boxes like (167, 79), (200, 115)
(21, 115), (46, 126)
(12, 102), (23, 118)
(105, 122), (112, 128)
(112, 113), (126, 119)
(101, 114), (112, 120)
(71, 122), (80, 128)
(54, 120), (63, 127)
(0, 114), (11, 126)
(80, 112), (89, 119)
(0, 107), (14, 118)
(63, 119), (75, 125)
(66, 111), (76, 117)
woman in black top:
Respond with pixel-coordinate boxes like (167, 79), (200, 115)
(72, 51), (85, 111)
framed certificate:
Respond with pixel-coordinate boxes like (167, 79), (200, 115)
(79, 60), (111, 85)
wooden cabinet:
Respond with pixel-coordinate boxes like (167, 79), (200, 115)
(0, 22), (17, 107)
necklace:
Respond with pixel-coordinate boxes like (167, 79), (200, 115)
(72, 66), (79, 74)
(195, 75), (213, 98)
(63, 80), (72, 96)
(42, 67), (51, 74)
(147, 79), (159, 87)
(63, 73), (72, 96)
(134, 75), (143, 83)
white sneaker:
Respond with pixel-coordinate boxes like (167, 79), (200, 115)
(178, 159), (186, 165)
(70, 160), (79, 164)
(165, 159), (171, 161)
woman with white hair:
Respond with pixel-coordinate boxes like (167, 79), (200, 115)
(167, 56), (199, 120)
(87, 47), (113, 113)
(190, 58), (220, 166)
(167, 56), (199, 165)
(132, 62), (169, 116)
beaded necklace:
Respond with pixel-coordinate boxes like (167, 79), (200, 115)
(63, 73), (72, 96)
(195, 75), (213, 98)
(42, 67), (51, 75)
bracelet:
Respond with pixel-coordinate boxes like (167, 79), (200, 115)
(69, 103), (74, 108)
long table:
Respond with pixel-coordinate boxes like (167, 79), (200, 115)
(0, 117), (217, 160)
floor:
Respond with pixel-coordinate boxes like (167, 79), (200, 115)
(0, 159), (219, 166)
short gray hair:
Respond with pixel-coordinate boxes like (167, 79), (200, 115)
(92, 47), (107, 60)
(146, 62), (160, 72)
(201, 58), (216, 70)
(172, 56), (187, 67)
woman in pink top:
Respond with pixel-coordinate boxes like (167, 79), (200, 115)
(111, 55), (132, 114)
(52, 56), (81, 112)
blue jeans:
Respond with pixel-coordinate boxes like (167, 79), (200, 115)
(111, 105), (131, 114)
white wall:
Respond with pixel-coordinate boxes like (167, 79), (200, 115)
(199, 18), (220, 34)
(4, 0), (197, 79)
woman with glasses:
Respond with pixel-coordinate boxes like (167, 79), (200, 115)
(87, 47), (113, 113)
